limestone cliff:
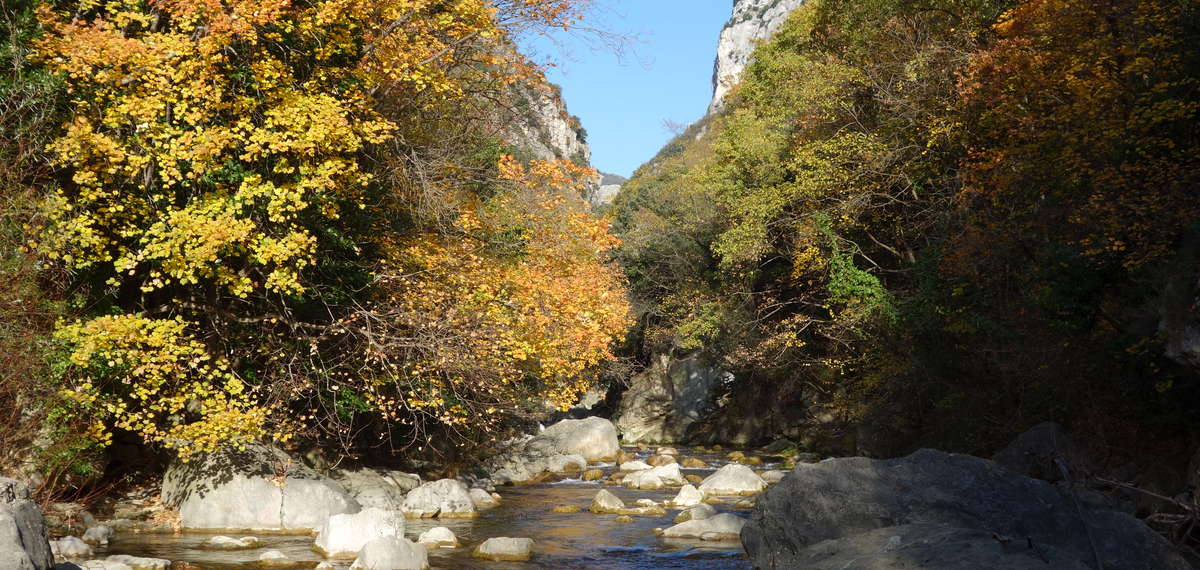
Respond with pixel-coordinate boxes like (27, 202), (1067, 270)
(709, 0), (808, 113)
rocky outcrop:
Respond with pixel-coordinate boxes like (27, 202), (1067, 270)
(506, 82), (589, 164)
(613, 353), (731, 443)
(160, 444), (360, 531)
(490, 417), (620, 485)
(742, 448), (1190, 570)
(589, 172), (626, 206)
(709, 0), (809, 113)
(0, 478), (54, 570)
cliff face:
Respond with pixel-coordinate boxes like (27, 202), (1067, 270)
(709, 0), (808, 113)
(506, 82), (591, 164)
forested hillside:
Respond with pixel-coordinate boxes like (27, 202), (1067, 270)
(1, 0), (629, 495)
(614, 0), (1200, 461)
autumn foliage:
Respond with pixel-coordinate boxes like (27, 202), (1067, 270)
(18, 0), (624, 463)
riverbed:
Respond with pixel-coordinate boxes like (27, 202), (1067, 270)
(100, 447), (763, 568)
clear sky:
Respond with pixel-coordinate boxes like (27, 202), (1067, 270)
(521, 1), (731, 178)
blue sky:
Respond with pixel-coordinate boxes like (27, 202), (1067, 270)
(521, 1), (731, 178)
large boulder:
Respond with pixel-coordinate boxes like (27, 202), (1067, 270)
(334, 468), (421, 511)
(589, 489), (626, 514)
(400, 479), (477, 518)
(742, 448), (1191, 570)
(525, 417), (620, 462)
(0, 478), (54, 570)
(349, 536), (429, 570)
(698, 463), (766, 496)
(314, 507), (405, 559)
(161, 444), (359, 531)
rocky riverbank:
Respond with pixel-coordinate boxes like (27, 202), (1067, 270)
(5, 418), (1194, 569)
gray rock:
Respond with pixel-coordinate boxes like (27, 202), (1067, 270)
(52, 536), (92, 558)
(621, 463), (685, 489)
(161, 444), (359, 531)
(315, 507), (406, 559)
(201, 535), (261, 550)
(416, 526), (457, 548)
(0, 478), (54, 570)
(588, 489), (625, 514)
(619, 460), (652, 471)
(350, 536), (429, 569)
(468, 488), (498, 509)
(760, 470), (786, 484)
(80, 525), (113, 546)
(257, 550), (291, 567)
(709, 0), (808, 113)
(673, 503), (716, 523)
(525, 417), (620, 462)
(103, 555), (169, 570)
(698, 463), (766, 496)
(473, 537), (534, 561)
(788, 523), (1092, 570)
(400, 479), (476, 518)
(993, 422), (1091, 481)
(334, 468), (421, 511)
(613, 354), (728, 443)
(668, 484), (703, 507)
(662, 512), (745, 540)
(743, 448), (1191, 570)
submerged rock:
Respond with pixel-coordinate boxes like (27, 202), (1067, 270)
(350, 536), (428, 569)
(161, 444), (359, 531)
(473, 537), (534, 561)
(743, 448), (1192, 570)
(201, 535), (261, 550)
(698, 463), (766, 496)
(315, 507), (406, 559)
(81, 525), (113, 546)
(103, 555), (169, 570)
(582, 469), (605, 481)
(400, 479), (477, 519)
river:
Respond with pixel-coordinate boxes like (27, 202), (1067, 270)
(100, 447), (760, 568)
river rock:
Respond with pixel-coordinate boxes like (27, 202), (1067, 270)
(698, 463), (766, 496)
(469, 488), (498, 509)
(647, 455), (677, 467)
(0, 478), (54, 570)
(760, 439), (797, 455)
(668, 484), (703, 507)
(315, 507), (406, 558)
(417, 526), (458, 548)
(545, 454), (587, 473)
(104, 555), (169, 570)
(81, 525), (113, 546)
(656, 447), (679, 456)
(662, 512), (746, 540)
(760, 470), (786, 483)
(400, 479), (477, 518)
(350, 536), (429, 569)
(589, 489), (625, 514)
(674, 503), (716, 523)
(622, 464), (685, 490)
(53, 536), (92, 558)
(619, 460), (652, 471)
(742, 448), (1192, 570)
(582, 469), (605, 481)
(201, 535), (261, 550)
(473, 537), (534, 561)
(680, 457), (708, 468)
(614, 515), (633, 523)
(334, 468), (421, 511)
(161, 444), (360, 531)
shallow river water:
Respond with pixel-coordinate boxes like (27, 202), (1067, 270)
(101, 447), (760, 569)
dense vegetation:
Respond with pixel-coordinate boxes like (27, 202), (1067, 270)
(615, 0), (1200, 459)
(1, 0), (631, 496)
